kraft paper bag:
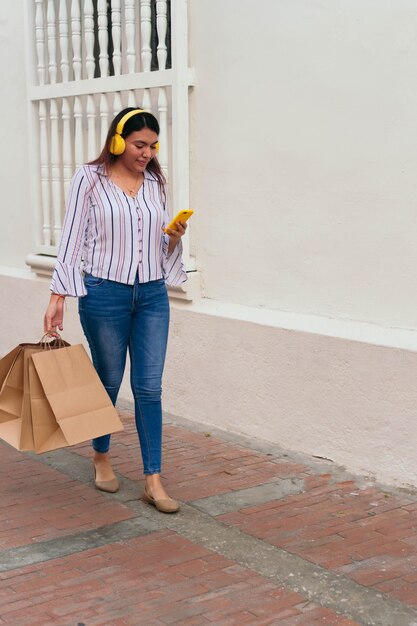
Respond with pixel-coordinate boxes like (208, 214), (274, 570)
(29, 344), (123, 453)
(0, 342), (64, 451)
(0, 345), (28, 450)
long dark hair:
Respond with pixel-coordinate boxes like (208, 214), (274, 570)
(90, 107), (166, 187)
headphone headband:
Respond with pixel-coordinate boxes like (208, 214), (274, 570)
(109, 108), (155, 156)
(115, 109), (146, 136)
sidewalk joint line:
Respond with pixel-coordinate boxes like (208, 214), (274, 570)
(0, 517), (156, 574)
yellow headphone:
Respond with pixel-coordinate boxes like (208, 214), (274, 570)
(109, 109), (146, 155)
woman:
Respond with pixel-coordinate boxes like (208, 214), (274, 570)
(44, 108), (187, 513)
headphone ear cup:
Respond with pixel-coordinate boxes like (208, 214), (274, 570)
(109, 134), (126, 155)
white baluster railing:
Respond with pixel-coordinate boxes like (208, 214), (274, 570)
(31, 0), (178, 88)
(71, 0), (82, 81)
(140, 0), (152, 111)
(47, 0), (57, 84)
(49, 98), (62, 244)
(62, 98), (73, 200)
(59, 0), (69, 82)
(141, 88), (152, 112)
(157, 89), (168, 178)
(113, 91), (123, 118)
(140, 0), (152, 72)
(34, 0), (46, 86)
(156, 1), (168, 70)
(100, 93), (109, 147)
(128, 90), (136, 108)
(125, 0), (137, 74)
(85, 0), (95, 80)
(74, 96), (84, 167)
(87, 95), (97, 161)
(111, 0), (122, 76)
(98, 0), (109, 77)
(39, 100), (51, 246)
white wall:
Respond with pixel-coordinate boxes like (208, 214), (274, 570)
(0, 4), (33, 269)
(189, 0), (417, 329)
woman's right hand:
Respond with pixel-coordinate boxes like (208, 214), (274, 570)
(44, 294), (65, 335)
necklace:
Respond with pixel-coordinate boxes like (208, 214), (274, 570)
(111, 171), (143, 196)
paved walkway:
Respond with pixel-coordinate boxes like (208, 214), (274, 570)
(1, 404), (417, 626)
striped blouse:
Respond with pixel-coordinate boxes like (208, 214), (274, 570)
(50, 164), (187, 297)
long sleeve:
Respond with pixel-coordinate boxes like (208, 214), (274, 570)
(161, 191), (187, 287)
(50, 167), (91, 297)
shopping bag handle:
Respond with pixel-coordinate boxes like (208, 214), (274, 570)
(40, 333), (68, 349)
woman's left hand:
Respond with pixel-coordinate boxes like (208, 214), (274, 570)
(166, 220), (187, 254)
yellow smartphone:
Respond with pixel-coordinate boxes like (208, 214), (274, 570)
(164, 209), (194, 234)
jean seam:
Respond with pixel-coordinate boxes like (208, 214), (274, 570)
(131, 277), (159, 474)
(133, 385), (157, 474)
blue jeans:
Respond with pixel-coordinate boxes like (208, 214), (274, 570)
(78, 274), (170, 474)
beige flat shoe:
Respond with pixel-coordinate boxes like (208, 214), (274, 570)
(142, 488), (180, 513)
(93, 465), (120, 493)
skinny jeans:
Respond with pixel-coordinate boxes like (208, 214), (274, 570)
(78, 273), (170, 474)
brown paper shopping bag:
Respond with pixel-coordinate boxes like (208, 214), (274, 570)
(0, 345), (28, 450)
(0, 341), (67, 451)
(29, 344), (123, 453)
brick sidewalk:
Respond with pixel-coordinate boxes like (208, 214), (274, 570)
(0, 407), (417, 625)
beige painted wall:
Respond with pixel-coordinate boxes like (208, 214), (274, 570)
(1, 271), (417, 488)
(167, 302), (417, 488)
